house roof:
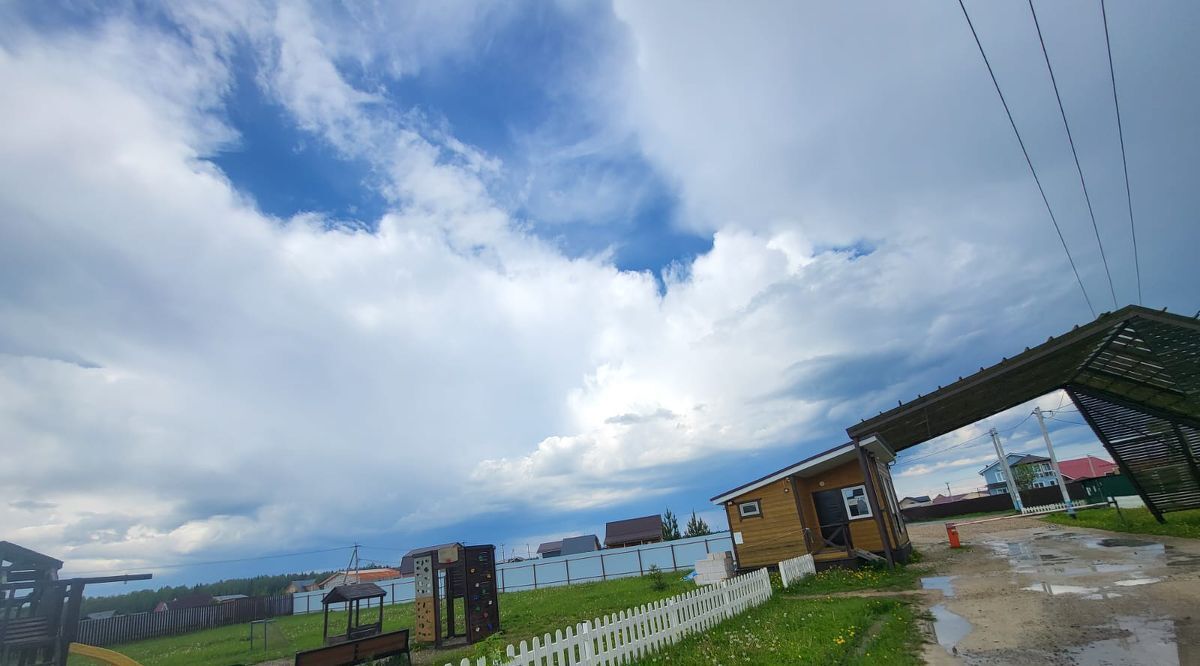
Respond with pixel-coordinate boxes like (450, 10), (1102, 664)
(319, 568), (402, 587)
(604, 516), (662, 547)
(167, 594), (215, 610)
(288, 578), (316, 588)
(709, 436), (896, 505)
(322, 583), (386, 604)
(1058, 455), (1118, 481)
(902, 495), (931, 503)
(931, 493), (971, 505)
(560, 535), (601, 555)
(86, 610), (117, 620)
(212, 594), (247, 602)
(536, 541), (562, 555)
(978, 453), (1050, 474)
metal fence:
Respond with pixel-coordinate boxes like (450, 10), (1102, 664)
(292, 533), (736, 615)
(76, 594), (293, 647)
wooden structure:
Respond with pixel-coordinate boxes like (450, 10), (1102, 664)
(848, 305), (1200, 523)
(411, 543), (499, 647)
(320, 583), (385, 646)
(603, 516), (662, 548)
(1, 541), (150, 666)
(710, 438), (910, 570)
(294, 628), (409, 666)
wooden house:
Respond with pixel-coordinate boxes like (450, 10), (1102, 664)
(710, 437), (910, 570)
(604, 515), (662, 548)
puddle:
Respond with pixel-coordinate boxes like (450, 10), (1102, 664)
(1096, 537), (1157, 548)
(1113, 577), (1160, 586)
(929, 603), (971, 654)
(920, 576), (956, 598)
(1067, 616), (1179, 665)
(1023, 582), (1099, 596)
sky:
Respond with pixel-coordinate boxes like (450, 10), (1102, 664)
(1, 1), (1197, 592)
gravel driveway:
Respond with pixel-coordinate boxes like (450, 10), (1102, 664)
(907, 516), (1200, 665)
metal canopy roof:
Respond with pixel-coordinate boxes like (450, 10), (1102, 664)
(847, 305), (1199, 450)
(846, 304), (1200, 519)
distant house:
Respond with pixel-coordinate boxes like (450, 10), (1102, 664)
(979, 453), (1057, 494)
(317, 568), (402, 589)
(283, 579), (319, 594)
(561, 535), (602, 556)
(85, 610), (118, 620)
(398, 543), (465, 576)
(930, 491), (988, 505)
(536, 541), (563, 558)
(163, 593), (216, 611)
(604, 516), (663, 549)
(212, 594), (247, 604)
(898, 496), (932, 509)
(1057, 455), (1119, 482)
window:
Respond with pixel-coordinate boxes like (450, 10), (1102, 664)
(738, 500), (762, 518)
(841, 485), (873, 519)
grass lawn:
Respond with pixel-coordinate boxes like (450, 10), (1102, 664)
(634, 596), (924, 665)
(1043, 506), (1200, 539)
(781, 559), (926, 596)
(73, 575), (694, 666)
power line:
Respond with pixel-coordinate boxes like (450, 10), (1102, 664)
(1101, 0), (1142, 305)
(957, 0), (1096, 318)
(895, 410), (1037, 467)
(1028, 0), (1118, 309)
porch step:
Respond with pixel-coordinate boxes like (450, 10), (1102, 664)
(853, 549), (886, 564)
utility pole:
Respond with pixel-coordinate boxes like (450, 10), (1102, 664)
(1035, 407), (1076, 517)
(991, 428), (1024, 511)
(945, 482), (953, 496)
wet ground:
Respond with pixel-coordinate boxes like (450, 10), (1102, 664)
(908, 516), (1200, 665)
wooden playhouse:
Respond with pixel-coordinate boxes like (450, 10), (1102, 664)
(710, 436), (911, 570)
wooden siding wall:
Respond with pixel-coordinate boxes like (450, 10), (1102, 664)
(722, 477), (807, 569)
(792, 460), (885, 552)
(875, 460), (911, 549)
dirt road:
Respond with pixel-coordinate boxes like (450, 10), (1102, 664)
(907, 516), (1200, 665)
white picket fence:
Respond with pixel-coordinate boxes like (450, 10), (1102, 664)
(1020, 501), (1106, 515)
(1021, 501), (1074, 515)
(443, 568), (773, 666)
(777, 553), (816, 588)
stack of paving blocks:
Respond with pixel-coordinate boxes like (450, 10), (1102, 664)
(693, 551), (735, 586)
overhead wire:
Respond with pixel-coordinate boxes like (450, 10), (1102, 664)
(957, 0), (1096, 318)
(895, 409), (1037, 467)
(1027, 0), (1119, 309)
(1101, 0), (1142, 305)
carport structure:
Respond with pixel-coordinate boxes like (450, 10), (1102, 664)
(847, 305), (1200, 523)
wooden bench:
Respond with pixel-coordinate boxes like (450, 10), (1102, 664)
(294, 629), (410, 666)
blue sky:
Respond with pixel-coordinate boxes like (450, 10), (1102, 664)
(0, 0), (1197, 592)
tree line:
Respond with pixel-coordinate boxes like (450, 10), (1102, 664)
(81, 569), (336, 616)
(660, 508), (712, 541)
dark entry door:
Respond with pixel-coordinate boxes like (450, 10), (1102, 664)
(813, 489), (849, 547)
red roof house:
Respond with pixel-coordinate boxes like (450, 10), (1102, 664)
(1057, 456), (1118, 481)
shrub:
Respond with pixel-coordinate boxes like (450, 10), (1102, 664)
(647, 565), (668, 591)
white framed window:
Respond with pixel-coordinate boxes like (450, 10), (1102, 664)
(841, 485), (873, 519)
(738, 500), (762, 518)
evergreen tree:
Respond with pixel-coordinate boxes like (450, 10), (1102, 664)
(684, 510), (711, 538)
(661, 508), (681, 541)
